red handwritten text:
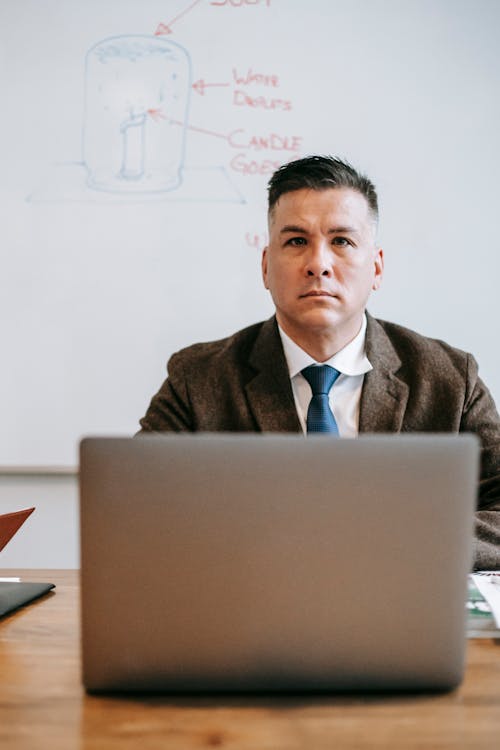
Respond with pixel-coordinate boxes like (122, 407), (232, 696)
(230, 153), (281, 175)
(228, 129), (302, 153)
(233, 90), (291, 111)
(245, 231), (268, 252)
(232, 68), (279, 87)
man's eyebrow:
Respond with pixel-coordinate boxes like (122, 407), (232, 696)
(280, 224), (359, 234)
(278, 224), (360, 235)
(279, 224), (308, 235)
(327, 226), (359, 235)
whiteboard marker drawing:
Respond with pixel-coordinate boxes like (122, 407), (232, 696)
(83, 35), (191, 193)
(119, 110), (147, 180)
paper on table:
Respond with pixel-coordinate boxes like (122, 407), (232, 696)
(471, 573), (500, 628)
(0, 507), (35, 553)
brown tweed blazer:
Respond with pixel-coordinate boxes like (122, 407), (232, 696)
(139, 314), (500, 570)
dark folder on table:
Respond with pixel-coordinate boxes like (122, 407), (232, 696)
(0, 581), (55, 617)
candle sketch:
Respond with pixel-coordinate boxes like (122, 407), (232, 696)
(83, 35), (191, 193)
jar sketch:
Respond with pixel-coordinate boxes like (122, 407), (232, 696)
(83, 35), (191, 193)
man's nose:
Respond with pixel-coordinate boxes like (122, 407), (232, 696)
(304, 241), (333, 277)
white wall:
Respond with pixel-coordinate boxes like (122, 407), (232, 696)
(0, 474), (78, 568)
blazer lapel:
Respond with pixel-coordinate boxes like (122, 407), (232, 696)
(245, 317), (302, 433)
(359, 314), (409, 433)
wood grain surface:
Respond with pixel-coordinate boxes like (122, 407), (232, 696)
(1, 569), (499, 749)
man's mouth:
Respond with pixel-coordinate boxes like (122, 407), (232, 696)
(299, 290), (336, 298)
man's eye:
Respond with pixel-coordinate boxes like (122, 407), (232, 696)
(332, 237), (350, 247)
(286, 237), (307, 247)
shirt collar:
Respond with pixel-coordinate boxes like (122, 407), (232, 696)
(278, 314), (372, 378)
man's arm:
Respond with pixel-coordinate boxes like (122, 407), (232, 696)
(462, 354), (500, 570)
(474, 512), (500, 570)
(138, 352), (194, 433)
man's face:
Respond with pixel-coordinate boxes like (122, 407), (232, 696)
(262, 187), (384, 354)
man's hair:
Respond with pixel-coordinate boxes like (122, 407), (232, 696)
(267, 155), (378, 222)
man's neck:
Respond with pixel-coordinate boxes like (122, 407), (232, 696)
(276, 316), (364, 362)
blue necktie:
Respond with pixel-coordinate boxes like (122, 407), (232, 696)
(301, 365), (340, 435)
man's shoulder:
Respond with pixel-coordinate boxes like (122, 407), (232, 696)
(168, 318), (277, 371)
(369, 314), (473, 369)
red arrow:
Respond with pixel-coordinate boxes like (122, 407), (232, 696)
(192, 79), (230, 96)
(169, 119), (228, 140)
(147, 108), (167, 122)
(154, 0), (204, 35)
(154, 23), (172, 36)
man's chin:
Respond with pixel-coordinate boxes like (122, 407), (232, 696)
(298, 308), (344, 331)
(279, 309), (345, 336)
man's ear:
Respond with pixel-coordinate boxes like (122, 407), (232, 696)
(372, 248), (384, 291)
(261, 247), (270, 289)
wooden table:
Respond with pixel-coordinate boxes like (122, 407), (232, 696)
(1, 570), (500, 749)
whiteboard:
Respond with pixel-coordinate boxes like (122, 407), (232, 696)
(1, 0), (499, 467)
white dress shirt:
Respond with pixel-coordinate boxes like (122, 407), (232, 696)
(277, 315), (372, 437)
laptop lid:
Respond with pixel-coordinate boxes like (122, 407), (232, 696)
(80, 434), (478, 692)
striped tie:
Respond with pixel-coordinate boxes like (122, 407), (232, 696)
(301, 365), (340, 435)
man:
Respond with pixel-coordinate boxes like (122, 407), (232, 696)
(139, 155), (500, 569)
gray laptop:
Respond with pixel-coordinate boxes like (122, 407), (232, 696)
(79, 434), (478, 693)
